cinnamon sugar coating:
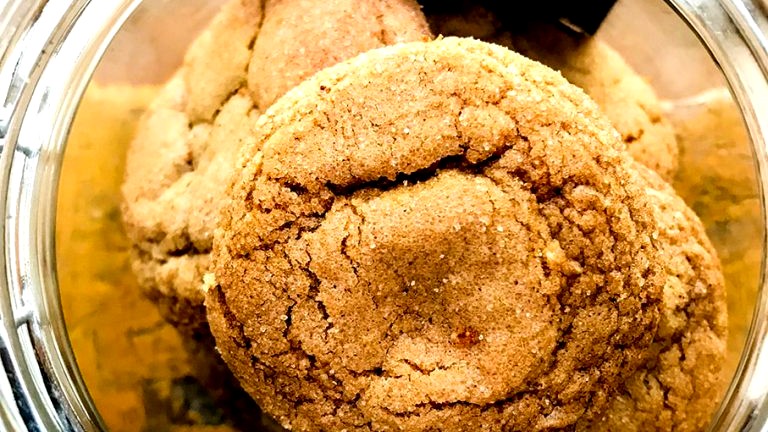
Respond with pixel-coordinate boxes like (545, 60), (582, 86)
(121, 0), (431, 334)
(207, 38), (665, 431)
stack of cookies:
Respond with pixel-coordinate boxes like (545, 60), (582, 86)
(121, 1), (727, 431)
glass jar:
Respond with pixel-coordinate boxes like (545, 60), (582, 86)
(0, 0), (766, 430)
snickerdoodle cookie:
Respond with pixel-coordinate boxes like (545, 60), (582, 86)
(428, 5), (679, 181)
(248, 0), (431, 109)
(577, 163), (727, 432)
(206, 37), (667, 431)
(121, 0), (431, 334)
(429, 8), (726, 430)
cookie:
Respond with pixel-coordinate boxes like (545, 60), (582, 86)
(122, 74), (257, 334)
(577, 163), (727, 432)
(428, 5), (679, 181)
(207, 37), (666, 431)
(248, 0), (431, 109)
(429, 7), (726, 431)
(121, 0), (432, 334)
(182, 0), (263, 123)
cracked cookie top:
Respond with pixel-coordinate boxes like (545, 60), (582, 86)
(577, 163), (727, 432)
(427, 4), (679, 182)
(207, 37), (665, 431)
(120, 0), (431, 334)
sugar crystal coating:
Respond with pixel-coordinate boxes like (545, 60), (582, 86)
(207, 38), (666, 431)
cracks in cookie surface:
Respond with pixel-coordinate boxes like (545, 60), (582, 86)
(212, 39), (669, 430)
(126, 87), (259, 322)
(212, 268), (365, 430)
(228, 149), (657, 426)
(325, 154), (469, 197)
(587, 179), (725, 430)
(126, 0), (271, 314)
(301, 249), (334, 339)
(397, 358), (454, 377)
(373, 12), (390, 46)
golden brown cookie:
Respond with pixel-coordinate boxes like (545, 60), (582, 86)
(248, 0), (431, 109)
(428, 7), (726, 431)
(122, 74), (257, 333)
(121, 0), (431, 334)
(576, 163), (727, 432)
(207, 37), (666, 431)
(428, 6), (679, 181)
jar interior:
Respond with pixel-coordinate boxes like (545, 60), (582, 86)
(55, 0), (763, 430)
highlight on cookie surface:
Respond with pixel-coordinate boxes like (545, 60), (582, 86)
(206, 37), (671, 431)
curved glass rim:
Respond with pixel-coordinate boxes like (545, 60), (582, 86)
(0, 0), (142, 430)
(667, 0), (768, 429)
(0, 0), (766, 430)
